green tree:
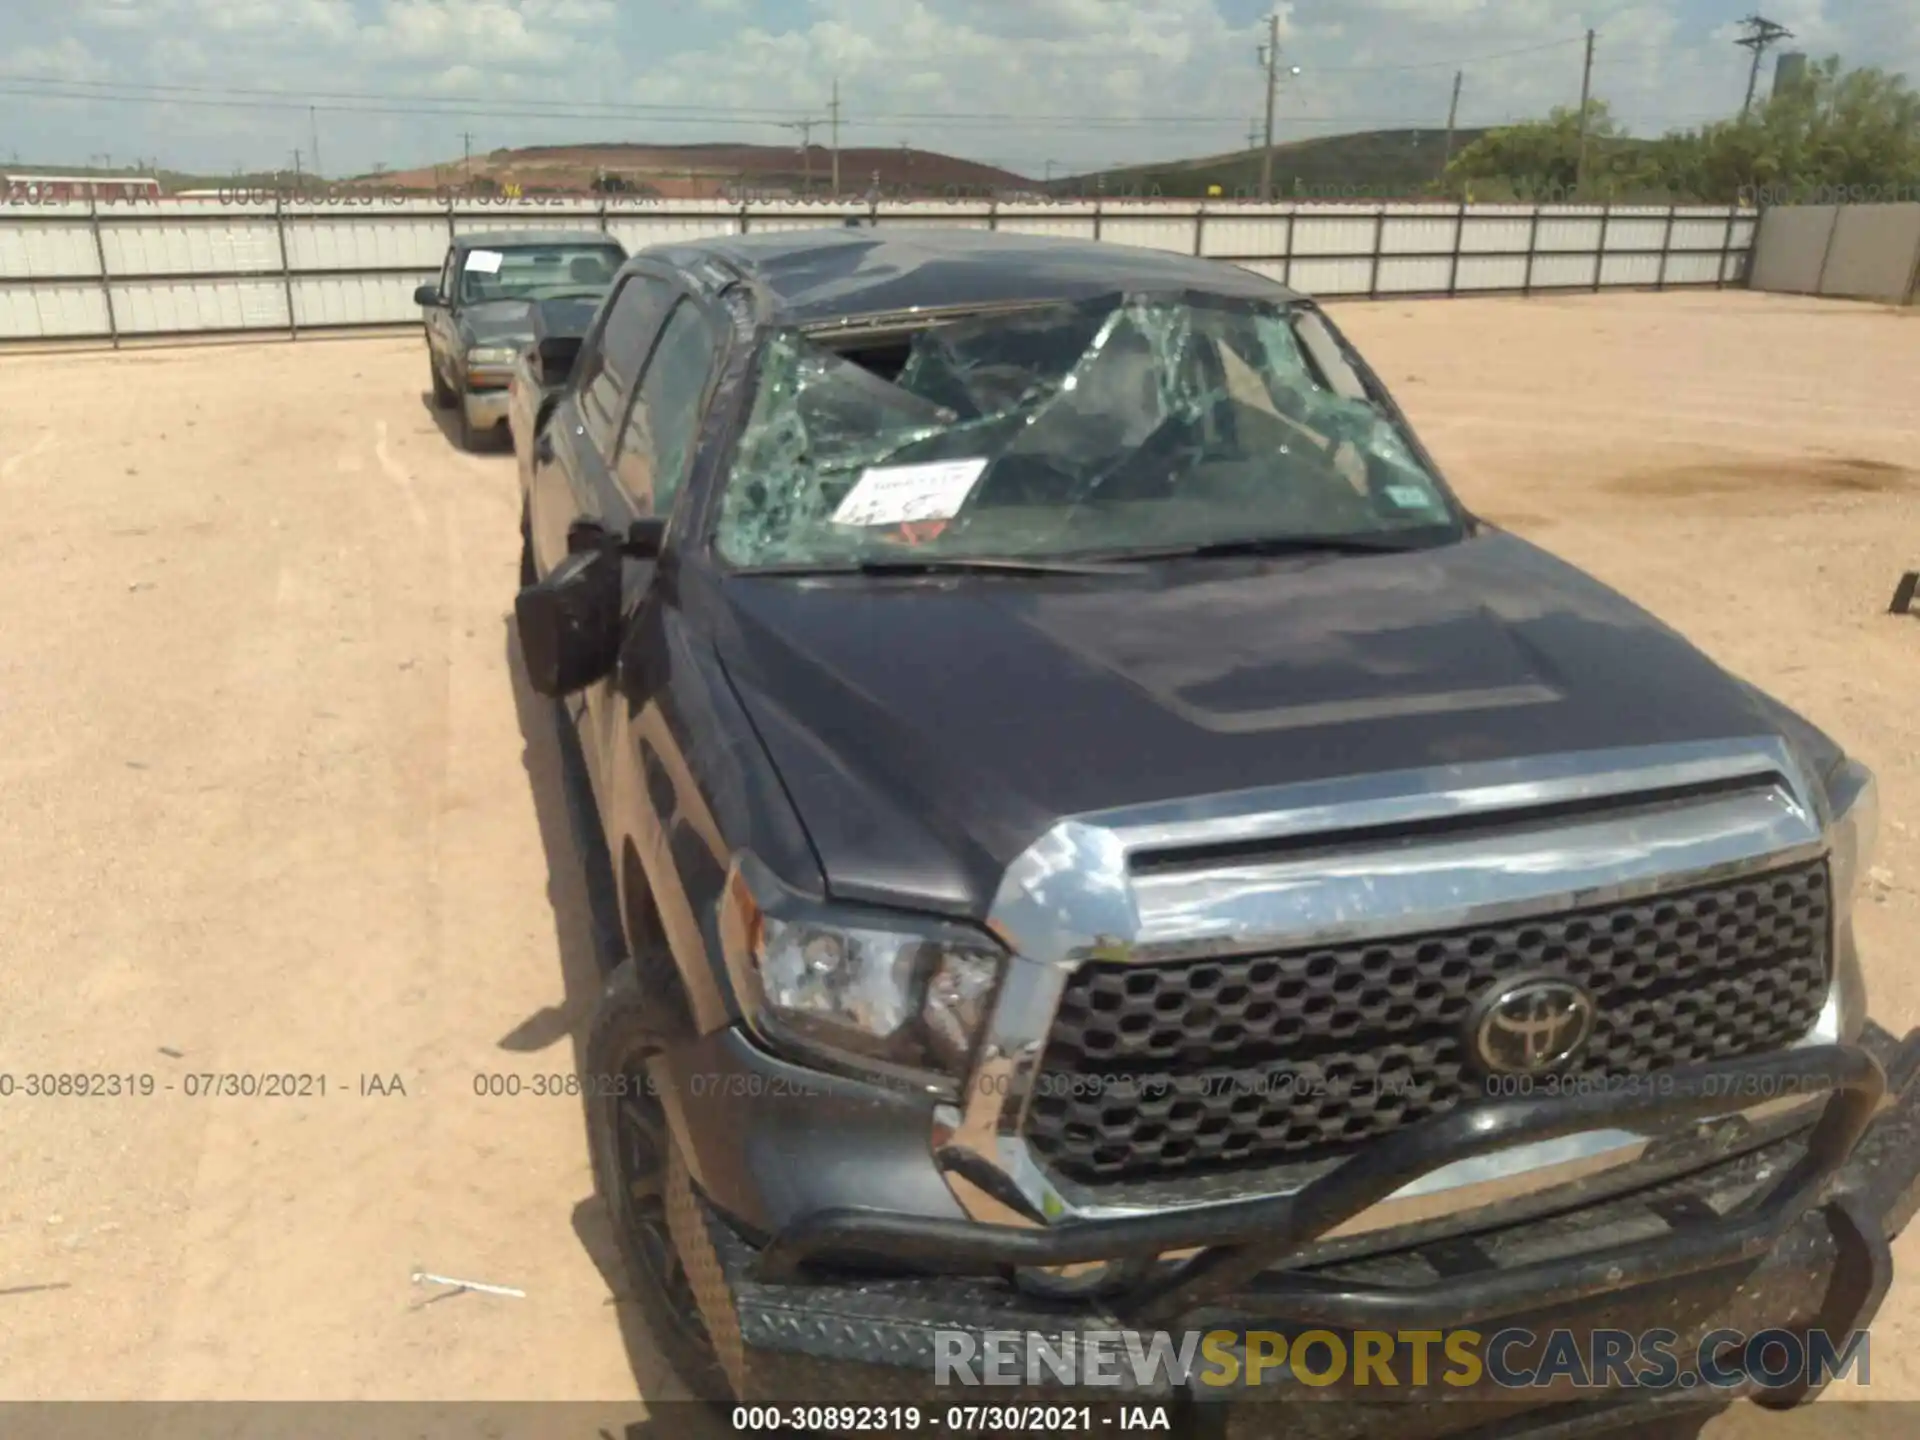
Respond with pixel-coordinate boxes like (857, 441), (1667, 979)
(1679, 56), (1920, 200)
(1443, 58), (1920, 204)
(1440, 100), (1627, 200)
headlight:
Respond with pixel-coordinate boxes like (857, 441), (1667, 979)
(466, 345), (519, 368)
(720, 855), (1006, 1091)
(1826, 755), (1879, 905)
(1745, 684), (1879, 899)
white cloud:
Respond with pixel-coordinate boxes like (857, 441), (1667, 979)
(360, 0), (602, 66)
(6, 0), (1917, 179)
(8, 37), (112, 82)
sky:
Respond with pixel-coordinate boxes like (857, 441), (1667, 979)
(0, 0), (1915, 180)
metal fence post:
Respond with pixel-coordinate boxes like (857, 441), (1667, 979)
(446, 195), (456, 244)
(1280, 207), (1295, 288)
(1655, 206), (1675, 290)
(1593, 202), (1611, 291)
(1812, 204), (1841, 297)
(1092, 198), (1103, 242)
(598, 199), (609, 235)
(1716, 203), (1737, 289)
(1521, 205), (1541, 295)
(1447, 200), (1465, 297)
(275, 195), (299, 340)
(1193, 204), (1205, 257)
(1367, 205), (1385, 299)
(88, 195), (120, 349)
(988, 197), (999, 232)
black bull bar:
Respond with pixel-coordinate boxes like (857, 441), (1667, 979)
(752, 1031), (1920, 1339)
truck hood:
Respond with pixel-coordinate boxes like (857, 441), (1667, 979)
(714, 530), (1784, 915)
(458, 299), (537, 345)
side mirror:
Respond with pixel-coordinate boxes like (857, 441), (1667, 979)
(413, 284), (443, 307)
(625, 517), (667, 559)
(515, 547), (622, 697)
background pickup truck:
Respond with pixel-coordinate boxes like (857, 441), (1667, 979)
(509, 295), (603, 525)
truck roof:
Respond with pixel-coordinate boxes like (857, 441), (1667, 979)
(457, 229), (622, 250)
(630, 226), (1301, 325)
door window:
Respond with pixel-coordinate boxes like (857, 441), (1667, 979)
(577, 275), (676, 464)
(612, 299), (721, 517)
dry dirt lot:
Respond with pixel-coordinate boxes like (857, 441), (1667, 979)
(0, 289), (1915, 1432)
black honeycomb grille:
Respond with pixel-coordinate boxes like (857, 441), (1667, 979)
(1024, 861), (1831, 1184)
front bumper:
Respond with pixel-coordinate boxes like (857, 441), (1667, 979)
(666, 1024), (1920, 1434)
(462, 382), (510, 429)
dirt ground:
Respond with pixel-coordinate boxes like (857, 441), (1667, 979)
(0, 289), (1915, 1430)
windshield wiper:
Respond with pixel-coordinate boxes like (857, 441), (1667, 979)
(743, 555), (1135, 578)
(1082, 533), (1427, 562)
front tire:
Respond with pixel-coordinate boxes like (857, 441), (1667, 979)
(455, 384), (481, 451)
(584, 957), (735, 1405)
(430, 356), (457, 408)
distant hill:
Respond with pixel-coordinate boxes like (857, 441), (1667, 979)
(18, 128), (1497, 201)
(346, 143), (1033, 199)
(1052, 128), (1496, 200)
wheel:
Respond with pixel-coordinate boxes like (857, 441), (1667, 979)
(455, 384), (481, 451)
(584, 956), (735, 1405)
(430, 355), (456, 409)
(519, 504), (537, 588)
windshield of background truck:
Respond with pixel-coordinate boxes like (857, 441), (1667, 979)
(458, 245), (625, 304)
(713, 293), (1458, 568)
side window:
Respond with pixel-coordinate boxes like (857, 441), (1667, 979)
(579, 275), (675, 463)
(613, 300), (721, 517)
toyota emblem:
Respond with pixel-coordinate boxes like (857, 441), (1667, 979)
(1469, 975), (1596, 1075)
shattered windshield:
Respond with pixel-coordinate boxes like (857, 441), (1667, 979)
(712, 292), (1460, 570)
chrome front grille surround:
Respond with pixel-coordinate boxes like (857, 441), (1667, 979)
(933, 737), (1840, 1233)
(1027, 860), (1831, 1184)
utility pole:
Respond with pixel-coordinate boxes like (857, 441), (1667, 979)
(1246, 119), (1260, 151)
(1736, 15), (1794, 119)
(461, 130), (474, 186)
(309, 105), (322, 180)
(1574, 28), (1595, 197)
(781, 118), (819, 194)
(829, 79), (842, 196)
(290, 148), (302, 189)
(1441, 70), (1463, 174)
(1258, 13), (1279, 202)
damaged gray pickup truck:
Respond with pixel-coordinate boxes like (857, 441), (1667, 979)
(507, 226), (1919, 1439)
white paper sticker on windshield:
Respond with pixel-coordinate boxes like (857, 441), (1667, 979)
(1385, 484), (1435, 509)
(831, 459), (989, 528)
(465, 249), (504, 273)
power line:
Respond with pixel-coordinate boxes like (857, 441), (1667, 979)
(0, 79), (1465, 130)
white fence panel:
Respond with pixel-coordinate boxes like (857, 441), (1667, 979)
(0, 282), (110, 338)
(1381, 211), (1459, 256)
(1285, 256), (1376, 295)
(1376, 255), (1455, 293)
(1459, 210), (1535, 254)
(0, 222), (101, 278)
(103, 221), (281, 276)
(1098, 211), (1200, 253)
(1198, 212), (1288, 258)
(1664, 252), (1726, 285)
(1455, 254), (1532, 290)
(0, 196), (1761, 344)
(284, 215), (448, 271)
(991, 209), (1099, 240)
(293, 274), (423, 328)
(1600, 252), (1664, 286)
(110, 279), (289, 334)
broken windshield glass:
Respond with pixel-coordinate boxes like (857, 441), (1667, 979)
(713, 293), (1457, 570)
